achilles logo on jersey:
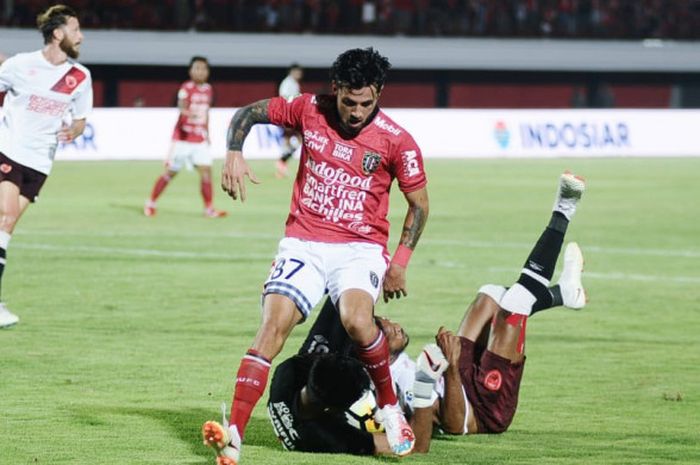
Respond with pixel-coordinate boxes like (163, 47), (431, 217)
(332, 142), (355, 162)
(401, 150), (421, 177)
(50, 66), (87, 95)
(374, 116), (402, 136)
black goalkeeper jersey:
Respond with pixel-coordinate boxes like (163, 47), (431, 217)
(267, 354), (375, 455)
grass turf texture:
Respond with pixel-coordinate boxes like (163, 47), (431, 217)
(1, 158), (698, 465)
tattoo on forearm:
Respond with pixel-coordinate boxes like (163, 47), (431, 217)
(226, 99), (271, 151)
(401, 205), (427, 249)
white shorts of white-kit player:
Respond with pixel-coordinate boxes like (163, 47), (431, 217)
(263, 237), (388, 320)
(169, 141), (211, 171)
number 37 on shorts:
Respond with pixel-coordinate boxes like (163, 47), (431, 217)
(268, 258), (306, 281)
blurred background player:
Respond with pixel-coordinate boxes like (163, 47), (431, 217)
(274, 63), (303, 178)
(144, 56), (226, 218)
(203, 47), (428, 464)
(0, 4), (92, 328)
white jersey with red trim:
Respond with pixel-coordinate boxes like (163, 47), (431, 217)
(267, 93), (427, 252)
(0, 50), (92, 174)
(172, 80), (211, 143)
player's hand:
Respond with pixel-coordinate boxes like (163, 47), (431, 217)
(382, 263), (407, 303)
(435, 326), (462, 368)
(413, 343), (449, 409)
(57, 123), (76, 143)
(221, 150), (260, 202)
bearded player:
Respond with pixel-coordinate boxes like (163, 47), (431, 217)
(202, 47), (428, 464)
(0, 4), (93, 328)
(263, 171), (587, 455)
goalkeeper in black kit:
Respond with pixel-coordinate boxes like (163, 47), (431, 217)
(266, 299), (410, 456)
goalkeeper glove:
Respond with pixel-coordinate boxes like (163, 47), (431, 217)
(413, 343), (449, 408)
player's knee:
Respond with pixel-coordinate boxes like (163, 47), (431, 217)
(342, 314), (376, 345)
(0, 213), (19, 231)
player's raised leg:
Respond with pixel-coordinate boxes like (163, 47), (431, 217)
(501, 171), (586, 319)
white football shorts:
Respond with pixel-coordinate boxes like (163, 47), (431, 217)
(168, 141), (212, 171)
(263, 237), (388, 320)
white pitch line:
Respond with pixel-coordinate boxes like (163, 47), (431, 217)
(420, 239), (700, 259)
(13, 242), (271, 261)
(16, 229), (700, 259)
(482, 266), (700, 284)
(14, 243), (699, 285)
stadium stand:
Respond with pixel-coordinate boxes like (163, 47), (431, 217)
(1, 1), (699, 109)
(3, 0), (700, 39)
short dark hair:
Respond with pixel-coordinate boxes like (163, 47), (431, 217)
(37, 5), (78, 44)
(189, 56), (209, 67)
(330, 47), (391, 91)
(307, 353), (370, 410)
(289, 62), (302, 72)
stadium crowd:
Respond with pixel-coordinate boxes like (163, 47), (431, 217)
(3, 0), (700, 39)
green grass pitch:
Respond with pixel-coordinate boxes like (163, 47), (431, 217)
(1, 158), (698, 465)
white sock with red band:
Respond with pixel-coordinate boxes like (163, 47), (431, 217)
(499, 283), (536, 316)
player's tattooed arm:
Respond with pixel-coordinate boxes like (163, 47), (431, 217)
(226, 99), (271, 151)
(400, 187), (429, 249)
(383, 186), (429, 302)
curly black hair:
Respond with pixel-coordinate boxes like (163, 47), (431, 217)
(307, 353), (370, 410)
(329, 47), (391, 91)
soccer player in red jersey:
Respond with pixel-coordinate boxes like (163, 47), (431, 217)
(0, 5), (92, 328)
(265, 172), (586, 456)
(203, 48), (428, 463)
(144, 56), (226, 218)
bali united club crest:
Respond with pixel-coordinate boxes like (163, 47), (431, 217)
(362, 151), (381, 175)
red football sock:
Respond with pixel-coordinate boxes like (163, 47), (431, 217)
(201, 179), (213, 208)
(357, 330), (397, 408)
(505, 313), (528, 355)
(229, 350), (271, 439)
(150, 174), (171, 201)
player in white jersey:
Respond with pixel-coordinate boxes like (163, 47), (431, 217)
(274, 63), (303, 178)
(0, 4), (92, 328)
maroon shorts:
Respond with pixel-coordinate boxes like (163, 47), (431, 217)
(458, 336), (525, 434)
(0, 152), (48, 202)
